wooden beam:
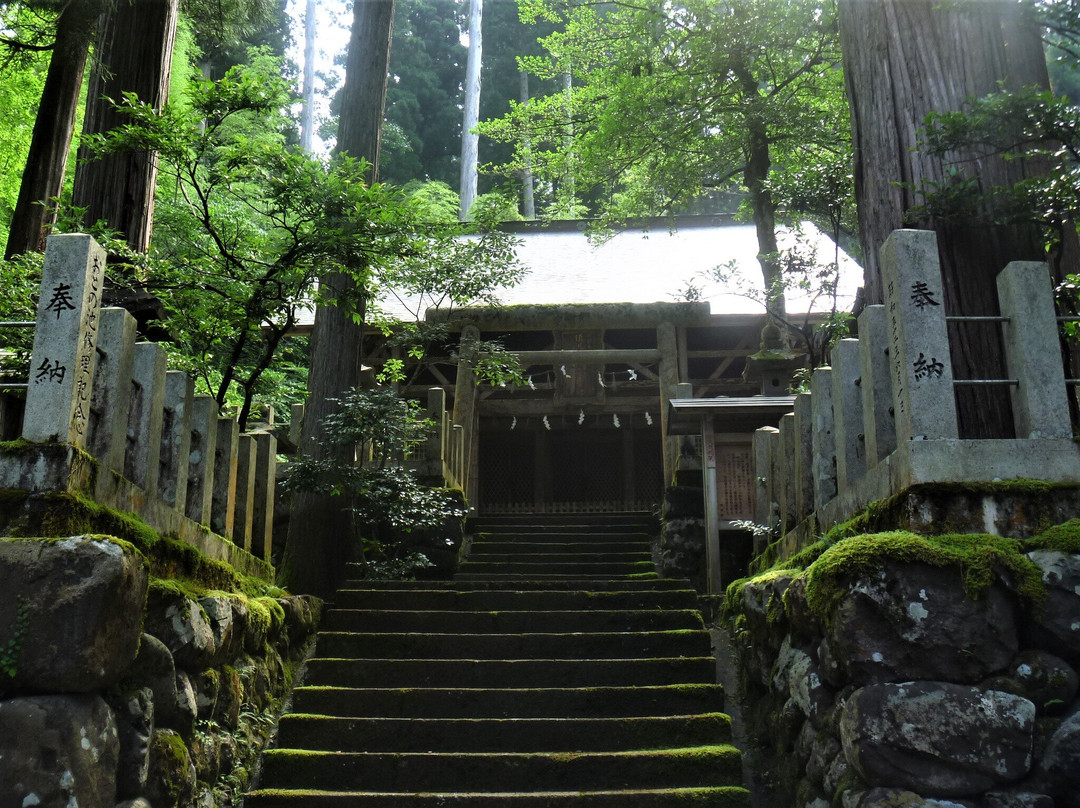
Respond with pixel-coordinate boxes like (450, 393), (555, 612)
(479, 396), (660, 416)
(515, 349), (661, 365)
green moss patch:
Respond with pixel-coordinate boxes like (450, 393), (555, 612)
(4, 491), (283, 599)
(802, 531), (1045, 619)
(1025, 518), (1080, 554)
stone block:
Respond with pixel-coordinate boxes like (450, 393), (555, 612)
(145, 728), (196, 808)
(997, 261), (1072, 440)
(824, 561), (1018, 686)
(126, 342), (167, 492)
(880, 229), (958, 441)
(810, 367), (836, 511)
(1023, 551), (1080, 665)
(779, 413), (797, 532)
(289, 402), (305, 447)
(0, 694), (119, 808)
(0, 536), (147, 692)
(252, 431), (277, 560)
(841, 681), (1034, 796)
(831, 338), (866, 492)
(211, 416), (239, 539)
(185, 396), (218, 525)
(753, 426), (778, 529)
(86, 307), (137, 472)
(234, 434), (257, 551)
(143, 587), (217, 671)
(108, 687), (154, 799)
(22, 234), (106, 447)
(857, 304), (896, 466)
(793, 393), (814, 521)
(160, 371), (194, 508)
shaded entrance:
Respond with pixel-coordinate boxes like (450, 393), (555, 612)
(477, 421), (663, 514)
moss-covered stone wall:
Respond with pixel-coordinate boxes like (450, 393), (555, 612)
(0, 501), (321, 808)
(724, 523), (1080, 808)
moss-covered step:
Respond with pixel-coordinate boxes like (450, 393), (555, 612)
(338, 577), (688, 591)
(314, 629), (711, 660)
(289, 683), (726, 719)
(456, 560), (658, 576)
(330, 587), (700, 611)
(465, 551), (653, 564)
(300, 656), (717, 689)
(256, 745), (744, 793)
(470, 531), (654, 543)
(245, 786), (751, 807)
(318, 608), (705, 634)
(469, 540), (651, 553)
(274, 712), (734, 753)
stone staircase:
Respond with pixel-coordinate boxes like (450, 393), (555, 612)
(245, 512), (750, 807)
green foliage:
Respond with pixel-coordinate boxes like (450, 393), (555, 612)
(403, 180), (461, 222)
(468, 189), (525, 223)
(381, 0), (467, 187)
(81, 52), (522, 429)
(283, 387), (468, 574)
(480, 0), (850, 223)
(0, 30), (49, 245)
(0, 249), (41, 383)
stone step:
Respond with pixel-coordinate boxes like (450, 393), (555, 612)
(289, 683), (726, 719)
(453, 572), (660, 582)
(318, 609), (704, 634)
(245, 786), (751, 807)
(471, 530), (653, 542)
(301, 656), (717, 688)
(466, 549), (652, 563)
(314, 629), (711, 660)
(337, 578), (687, 591)
(456, 560), (657, 576)
(256, 745), (744, 793)
(330, 588), (700, 611)
(273, 712), (733, 753)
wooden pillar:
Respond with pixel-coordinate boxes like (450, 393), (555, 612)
(453, 324), (480, 504)
(657, 321), (680, 488)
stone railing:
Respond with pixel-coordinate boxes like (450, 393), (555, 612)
(756, 228), (1080, 553)
(406, 386), (467, 491)
(0, 234), (278, 578)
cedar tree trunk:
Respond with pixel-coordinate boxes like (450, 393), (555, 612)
(280, 0), (396, 598)
(71, 0), (179, 253)
(4, 2), (99, 259)
(839, 0), (1053, 437)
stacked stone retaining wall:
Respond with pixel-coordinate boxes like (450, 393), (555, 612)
(725, 531), (1080, 808)
(0, 535), (320, 808)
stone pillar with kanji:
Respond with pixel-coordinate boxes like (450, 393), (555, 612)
(880, 230), (958, 441)
(22, 235), (106, 447)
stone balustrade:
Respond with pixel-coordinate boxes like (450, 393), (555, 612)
(0, 234), (279, 578)
(756, 229), (1080, 553)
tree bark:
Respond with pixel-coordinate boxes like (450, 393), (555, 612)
(459, 0), (483, 220)
(280, 0), (396, 598)
(839, 0), (1052, 438)
(300, 0), (317, 152)
(4, 2), (99, 259)
(519, 69), (535, 219)
(72, 0), (179, 253)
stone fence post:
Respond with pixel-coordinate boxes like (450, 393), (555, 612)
(997, 262), (1072, 440)
(880, 229), (958, 441)
(22, 234), (106, 447)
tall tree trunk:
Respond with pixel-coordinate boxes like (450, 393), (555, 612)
(72, 0), (179, 253)
(300, 0), (317, 152)
(4, 2), (99, 259)
(459, 0), (483, 220)
(280, 0), (396, 598)
(519, 69), (535, 219)
(839, 0), (1052, 438)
